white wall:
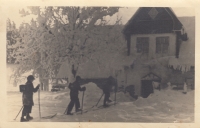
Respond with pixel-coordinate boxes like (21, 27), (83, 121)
(130, 33), (176, 59)
(121, 33), (176, 96)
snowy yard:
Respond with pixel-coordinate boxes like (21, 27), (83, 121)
(7, 83), (194, 123)
(5, 6), (196, 126)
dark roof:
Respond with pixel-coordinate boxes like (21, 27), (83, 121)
(122, 7), (183, 36)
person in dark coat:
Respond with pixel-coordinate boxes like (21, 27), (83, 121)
(21, 75), (40, 122)
(67, 76), (86, 115)
(102, 76), (116, 107)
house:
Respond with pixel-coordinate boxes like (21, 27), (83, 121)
(121, 7), (194, 98)
(56, 7), (195, 98)
(123, 7), (185, 58)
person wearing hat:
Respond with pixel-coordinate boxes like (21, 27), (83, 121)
(66, 76), (86, 115)
(21, 75), (40, 122)
(102, 76), (116, 107)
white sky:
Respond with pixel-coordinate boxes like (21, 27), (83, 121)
(7, 7), (195, 28)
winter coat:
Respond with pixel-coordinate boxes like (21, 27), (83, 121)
(22, 81), (39, 106)
(102, 77), (115, 94)
(68, 81), (85, 100)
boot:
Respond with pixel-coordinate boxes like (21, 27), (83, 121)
(107, 99), (112, 103)
(67, 112), (73, 115)
(26, 114), (33, 120)
(76, 108), (82, 112)
(20, 117), (29, 122)
(103, 104), (109, 107)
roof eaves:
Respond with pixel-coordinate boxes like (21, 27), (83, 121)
(122, 7), (142, 34)
(165, 7), (183, 30)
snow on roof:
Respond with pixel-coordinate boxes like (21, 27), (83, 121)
(168, 16), (195, 72)
(76, 55), (133, 79)
(76, 61), (112, 79)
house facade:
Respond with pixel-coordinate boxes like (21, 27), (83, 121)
(123, 7), (184, 58)
(56, 7), (194, 98)
(129, 33), (176, 59)
(121, 7), (193, 98)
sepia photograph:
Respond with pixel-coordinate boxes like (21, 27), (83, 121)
(5, 5), (196, 125)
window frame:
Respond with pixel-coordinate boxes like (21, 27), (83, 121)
(156, 36), (169, 54)
(136, 37), (149, 53)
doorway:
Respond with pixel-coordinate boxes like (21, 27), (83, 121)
(141, 72), (161, 98)
(141, 80), (153, 98)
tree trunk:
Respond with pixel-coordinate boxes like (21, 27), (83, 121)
(56, 79), (59, 90)
(39, 74), (49, 91)
(72, 64), (77, 78)
(37, 68), (49, 91)
(39, 74), (44, 91)
(43, 79), (49, 91)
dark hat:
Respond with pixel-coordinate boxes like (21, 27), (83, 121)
(27, 75), (35, 81)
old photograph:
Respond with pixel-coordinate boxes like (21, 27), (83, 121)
(6, 7), (195, 123)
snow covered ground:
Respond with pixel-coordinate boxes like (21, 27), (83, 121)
(7, 82), (194, 123)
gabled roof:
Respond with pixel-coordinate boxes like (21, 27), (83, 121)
(122, 7), (183, 36)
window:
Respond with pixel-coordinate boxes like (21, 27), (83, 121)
(156, 37), (169, 54)
(136, 37), (149, 53)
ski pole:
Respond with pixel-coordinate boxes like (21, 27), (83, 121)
(38, 86), (41, 119)
(64, 106), (68, 115)
(81, 91), (85, 114)
(90, 93), (104, 109)
(14, 106), (23, 120)
(114, 79), (117, 105)
(114, 89), (116, 105)
(95, 93), (104, 106)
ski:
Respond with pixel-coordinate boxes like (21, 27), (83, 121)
(92, 102), (117, 111)
(41, 113), (57, 119)
(64, 102), (118, 115)
(98, 102), (117, 108)
(74, 110), (88, 114)
(64, 110), (88, 115)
